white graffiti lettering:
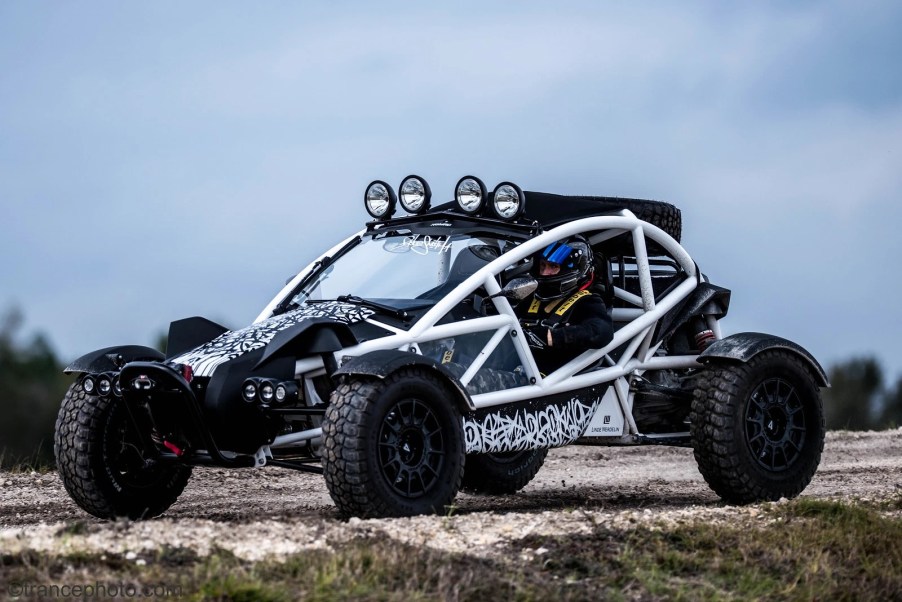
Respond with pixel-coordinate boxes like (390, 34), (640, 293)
(462, 396), (601, 453)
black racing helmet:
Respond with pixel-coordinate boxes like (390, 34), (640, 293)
(533, 236), (594, 300)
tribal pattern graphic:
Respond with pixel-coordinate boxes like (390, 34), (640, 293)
(463, 394), (603, 453)
(169, 302), (374, 377)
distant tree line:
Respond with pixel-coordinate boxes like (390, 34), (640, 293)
(0, 308), (72, 469)
(0, 306), (899, 469)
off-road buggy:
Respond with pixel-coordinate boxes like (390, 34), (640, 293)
(55, 176), (827, 519)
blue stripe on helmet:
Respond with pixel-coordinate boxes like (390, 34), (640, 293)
(546, 243), (573, 265)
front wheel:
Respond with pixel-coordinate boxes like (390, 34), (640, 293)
(54, 382), (192, 520)
(322, 368), (465, 517)
(690, 350), (825, 504)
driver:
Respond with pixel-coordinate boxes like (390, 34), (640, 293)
(518, 236), (614, 373)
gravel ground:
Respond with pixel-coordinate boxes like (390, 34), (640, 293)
(1, 429), (900, 562)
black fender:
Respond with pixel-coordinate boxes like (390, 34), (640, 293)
(166, 316), (229, 359)
(699, 332), (829, 387)
(254, 318), (358, 372)
(64, 345), (165, 375)
(335, 349), (475, 411)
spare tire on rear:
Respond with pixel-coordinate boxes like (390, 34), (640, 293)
(524, 192), (682, 242)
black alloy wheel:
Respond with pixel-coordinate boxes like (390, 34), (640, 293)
(378, 398), (445, 498)
(744, 377), (806, 472)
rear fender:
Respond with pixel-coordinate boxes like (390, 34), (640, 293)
(335, 349), (475, 411)
(699, 332), (828, 387)
(64, 345), (165, 375)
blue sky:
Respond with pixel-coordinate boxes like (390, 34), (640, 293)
(1, 1), (900, 380)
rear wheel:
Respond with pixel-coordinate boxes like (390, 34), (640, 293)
(322, 368), (465, 517)
(690, 350), (825, 503)
(54, 382), (191, 520)
(462, 448), (548, 494)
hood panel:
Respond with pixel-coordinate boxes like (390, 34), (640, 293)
(169, 302), (375, 377)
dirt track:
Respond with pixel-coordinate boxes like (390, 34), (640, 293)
(1, 430), (900, 561)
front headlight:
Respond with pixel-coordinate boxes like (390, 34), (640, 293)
(399, 175), (431, 214)
(364, 180), (397, 219)
(492, 182), (526, 220)
(455, 175), (486, 215)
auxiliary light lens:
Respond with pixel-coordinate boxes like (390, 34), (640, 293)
(455, 176), (486, 214)
(399, 175), (431, 214)
(492, 182), (525, 220)
(364, 180), (397, 219)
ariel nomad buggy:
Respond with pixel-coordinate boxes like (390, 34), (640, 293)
(55, 175), (827, 519)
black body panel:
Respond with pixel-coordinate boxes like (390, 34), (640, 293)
(655, 282), (731, 345)
(255, 318), (358, 371)
(166, 317), (229, 359)
(203, 349), (295, 453)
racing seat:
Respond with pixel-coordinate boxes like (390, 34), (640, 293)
(591, 251), (615, 309)
(417, 246), (493, 301)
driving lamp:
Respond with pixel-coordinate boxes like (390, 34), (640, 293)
(97, 374), (113, 397)
(399, 175), (431, 214)
(82, 375), (96, 395)
(274, 381), (300, 405)
(242, 378), (259, 403)
(364, 180), (397, 219)
(260, 381), (276, 404)
(455, 176), (486, 215)
(492, 182), (526, 220)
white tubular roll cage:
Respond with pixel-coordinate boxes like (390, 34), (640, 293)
(261, 210), (712, 440)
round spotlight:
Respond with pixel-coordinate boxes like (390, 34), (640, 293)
(112, 375), (122, 398)
(364, 180), (397, 219)
(492, 182), (526, 220)
(260, 381), (275, 404)
(455, 176), (486, 215)
(274, 381), (299, 405)
(242, 379), (258, 403)
(82, 375), (96, 395)
(399, 175), (431, 214)
(97, 375), (113, 397)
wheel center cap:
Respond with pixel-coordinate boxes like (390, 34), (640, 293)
(764, 407), (787, 440)
(398, 430), (425, 465)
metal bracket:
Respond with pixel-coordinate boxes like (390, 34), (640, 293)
(253, 445), (273, 468)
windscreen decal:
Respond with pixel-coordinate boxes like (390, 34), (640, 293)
(462, 395), (602, 453)
(170, 302), (374, 377)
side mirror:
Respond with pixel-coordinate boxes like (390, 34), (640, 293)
(491, 277), (538, 302)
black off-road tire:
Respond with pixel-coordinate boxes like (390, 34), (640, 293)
(54, 382), (192, 520)
(461, 448), (548, 494)
(616, 198), (682, 242)
(322, 368), (465, 518)
(690, 350), (825, 504)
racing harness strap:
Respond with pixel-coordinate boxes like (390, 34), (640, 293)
(526, 289), (591, 327)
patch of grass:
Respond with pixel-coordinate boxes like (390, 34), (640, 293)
(1, 540), (591, 601)
(0, 445), (55, 474)
(520, 499), (902, 601)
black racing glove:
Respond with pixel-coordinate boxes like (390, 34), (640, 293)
(523, 324), (550, 350)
